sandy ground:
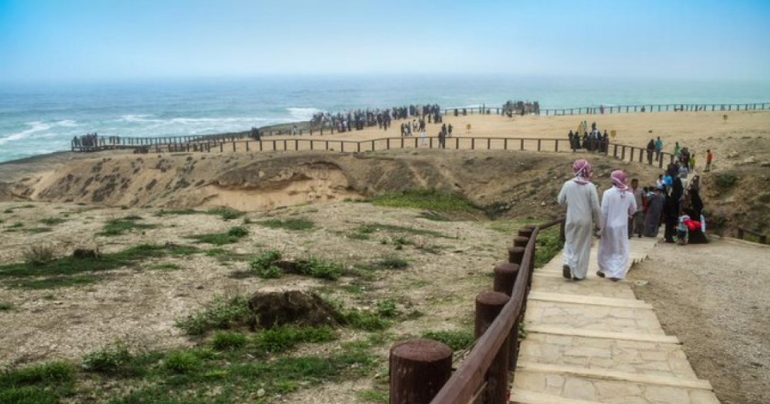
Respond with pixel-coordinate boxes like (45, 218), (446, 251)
(629, 239), (770, 404)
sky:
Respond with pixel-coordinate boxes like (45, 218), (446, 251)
(1, 0), (769, 83)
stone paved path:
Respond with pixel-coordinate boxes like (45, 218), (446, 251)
(510, 237), (721, 404)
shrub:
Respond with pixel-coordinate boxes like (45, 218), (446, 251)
(297, 258), (342, 280)
(376, 300), (399, 318)
(22, 244), (56, 266)
(189, 226), (250, 245)
(1, 361), (77, 385)
(250, 250), (283, 279)
(258, 218), (315, 231)
(82, 341), (132, 373)
(207, 207), (245, 221)
(174, 295), (252, 335)
(0, 302), (14, 311)
(713, 172), (739, 190)
(422, 330), (475, 351)
(39, 218), (67, 226)
(211, 331), (248, 350)
(377, 257), (409, 269)
(253, 326), (337, 354)
(343, 310), (390, 331)
(164, 351), (202, 374)
(98, 217), (157, 236)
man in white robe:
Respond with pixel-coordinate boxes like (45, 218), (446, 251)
(557, 159), (601, 280)
(597, 170), (638, 281)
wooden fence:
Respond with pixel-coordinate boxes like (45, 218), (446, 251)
(737, 227), (768, 244)
(388, 218), (565, 404)
(73, 135), (679, 170)
(440, 102), (770, 116)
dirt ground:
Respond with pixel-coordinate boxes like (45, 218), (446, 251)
(629, 238), (770, 404)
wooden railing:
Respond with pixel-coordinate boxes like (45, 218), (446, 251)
(440, 102), (770, 116)
(737, 227), (768, 244)
(388, 219), (564, 404)
(71, 135), (680, 170)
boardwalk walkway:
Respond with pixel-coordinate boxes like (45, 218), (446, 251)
(510, 238), (721, 404)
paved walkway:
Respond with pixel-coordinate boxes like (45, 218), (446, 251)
(510, 237), (721, 404)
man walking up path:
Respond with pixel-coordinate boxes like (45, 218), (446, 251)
(557, 159), (601, 281)
(598, 170), (638, 281)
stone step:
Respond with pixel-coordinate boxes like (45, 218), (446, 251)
(524, 301), (665, 335)
(526, 325), (680, 345)
(511, 389), (605, 404)
(512, 368), (720, 404)
(528, 292), (652, 309)
(519, 333), (698, 380)
(531, 276), (638, 300)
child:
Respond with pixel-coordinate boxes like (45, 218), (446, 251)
(676, 215), (690, 245)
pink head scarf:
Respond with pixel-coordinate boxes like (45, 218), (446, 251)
(611, 170), (629, 196)
(572, 159), (592, 185)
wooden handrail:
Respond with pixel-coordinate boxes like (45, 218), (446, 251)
(430, 225), (542, 404)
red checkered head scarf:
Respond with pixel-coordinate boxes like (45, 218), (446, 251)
(573, 159), (592, 185)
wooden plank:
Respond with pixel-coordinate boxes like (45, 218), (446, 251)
(517, 362), (713, 390)
(528, 292), (652, 309)
(511, 390), (603, 404)
(526, 325), (680, 344)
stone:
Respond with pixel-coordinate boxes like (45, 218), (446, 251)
(563, 378), (597, 401)
(594, 381), (643, 398)
(564, 347), (612, 358)
(643, 386), (690, 404)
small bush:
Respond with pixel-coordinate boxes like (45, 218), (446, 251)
(151, 263), (181, 271)
(344, 310), (390, 331)
(422, 330), (475, 351)
(377, 257), (409, 269)
(39, 218), (67, 226)
(82, 341), (132, 373)
(713, 172), (739, 190)
(164, 351), (202, 374)
(1, 361), (77, 385)
(211, 331), (248, 350)
(23, 244), (56, 266)
(376, 300), (399, 318)
(297, 258), (342, 280)
(253, 326), (337, 354)
(189, 226), (249, 245)
(175, 295), (252, 335)
(98, 217), (157, 236)
(204, 248), (227, 257)
(207, 207), (245, 221)
(250, 250), (283, 279)
(227, 226), (249, 237)
(0, 302), (15, 311)
(258, 218), (315, 231)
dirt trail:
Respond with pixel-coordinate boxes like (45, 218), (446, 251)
(629, 239), (770, 404)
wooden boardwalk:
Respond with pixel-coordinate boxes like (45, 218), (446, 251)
(510, 238), (721, 404)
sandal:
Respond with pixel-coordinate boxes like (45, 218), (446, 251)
(562, 265), (572, 279)
(596, 271), (605, 278)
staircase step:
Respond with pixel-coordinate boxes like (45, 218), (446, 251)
(525, 301), (665, 335)
(528, 292), (652, 309)
(510, 389), (604, 404)
(526, 325), (680, 344)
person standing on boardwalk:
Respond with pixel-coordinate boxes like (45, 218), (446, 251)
(597, 170), (638, 281)
(557, 159), (601, 281)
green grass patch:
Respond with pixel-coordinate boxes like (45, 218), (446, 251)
(175, 295), (252, 336)
(713, 172), (739, 190)
(40, 217), (67, 226)
(211, 332), (248, 351)
(371, 189), (480, 213)
(98, 216), (158, 236)
(206, 207), (245, 221)
(189, 226), (249, 245)
(7, 222), (23, 229)
(249, 250), (283, 279)
(359, 390), (389, 403)
(252, 326), (337, 354)
(258, 218), (315, 231)
(422, 330), (475, 351)
(343, 310), (391, 332)
(375, 256), (409, 270)
(82, 341), (133, 374)
(150, 263), (182, 271)
(204, 248), (227, 257)
(250, 251), (342, 280)
(535, 226), (564, 268)
(154, 208), (199, 216)
(0, 302), (15, 311)
(0, 244), (198, 289)
(0, 361), (77, 403)
(355, 222), (447, 238)
(164, 351), (203, 374)
(24, 227), (53, 234)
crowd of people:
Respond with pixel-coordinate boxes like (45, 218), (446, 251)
(558, 155), (709, 282)
(309, 104), (442, 134)
(72, 133), (101, 147)
(567, 122), (610, 153)
(502, 100), (541, 117)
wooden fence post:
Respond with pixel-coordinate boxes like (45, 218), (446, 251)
(389, 339), (452, 404)
(472, 138), (475, 150)
(537, 139), (541, 151)
(493, 263), (519, 296)
(475, 292), (511, 404)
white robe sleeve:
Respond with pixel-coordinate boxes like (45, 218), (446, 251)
(558, 182), (568, 206)
(590, 185), (601, 225)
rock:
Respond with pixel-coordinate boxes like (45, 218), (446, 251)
(248, 290), (343, 329)
(72, 248), (100, 259)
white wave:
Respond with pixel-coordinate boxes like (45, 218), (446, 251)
(119, 114), (156, 123)
(56, 119), (79, 127)
(0, 121), (52, 146)
(287, 107), (323, 121)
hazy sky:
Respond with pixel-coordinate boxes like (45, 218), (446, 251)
(1, 0), (769, 82)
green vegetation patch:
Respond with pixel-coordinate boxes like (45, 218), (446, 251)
(0, 302), (15, 311)
(713, 172), (739, 190)
(535, 226), (564, 268)
(189, 226), (249, 245)
(98, 216), (158, 236)
(371, 189), (480, 213)
(175, 295), (252, 336)
(252, 326), (337, 354)
(0, 361), (77, 404)
(82, 341), (134, 374)
(206, 207), (245, 221)
(40, 217), (67, 226)
(0, 244), (198, 289)
(422, 330), (475, 351)
(257, 218), (315, 231)
(250, 250), (343, 280)
(355, 222), (447, 238)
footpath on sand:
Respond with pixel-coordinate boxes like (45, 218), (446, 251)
(510, 237), (721, 404)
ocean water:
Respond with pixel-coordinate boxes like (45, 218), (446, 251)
(1, 75), (768, 163)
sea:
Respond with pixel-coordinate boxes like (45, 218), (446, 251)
(1, 75), (769, 163)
